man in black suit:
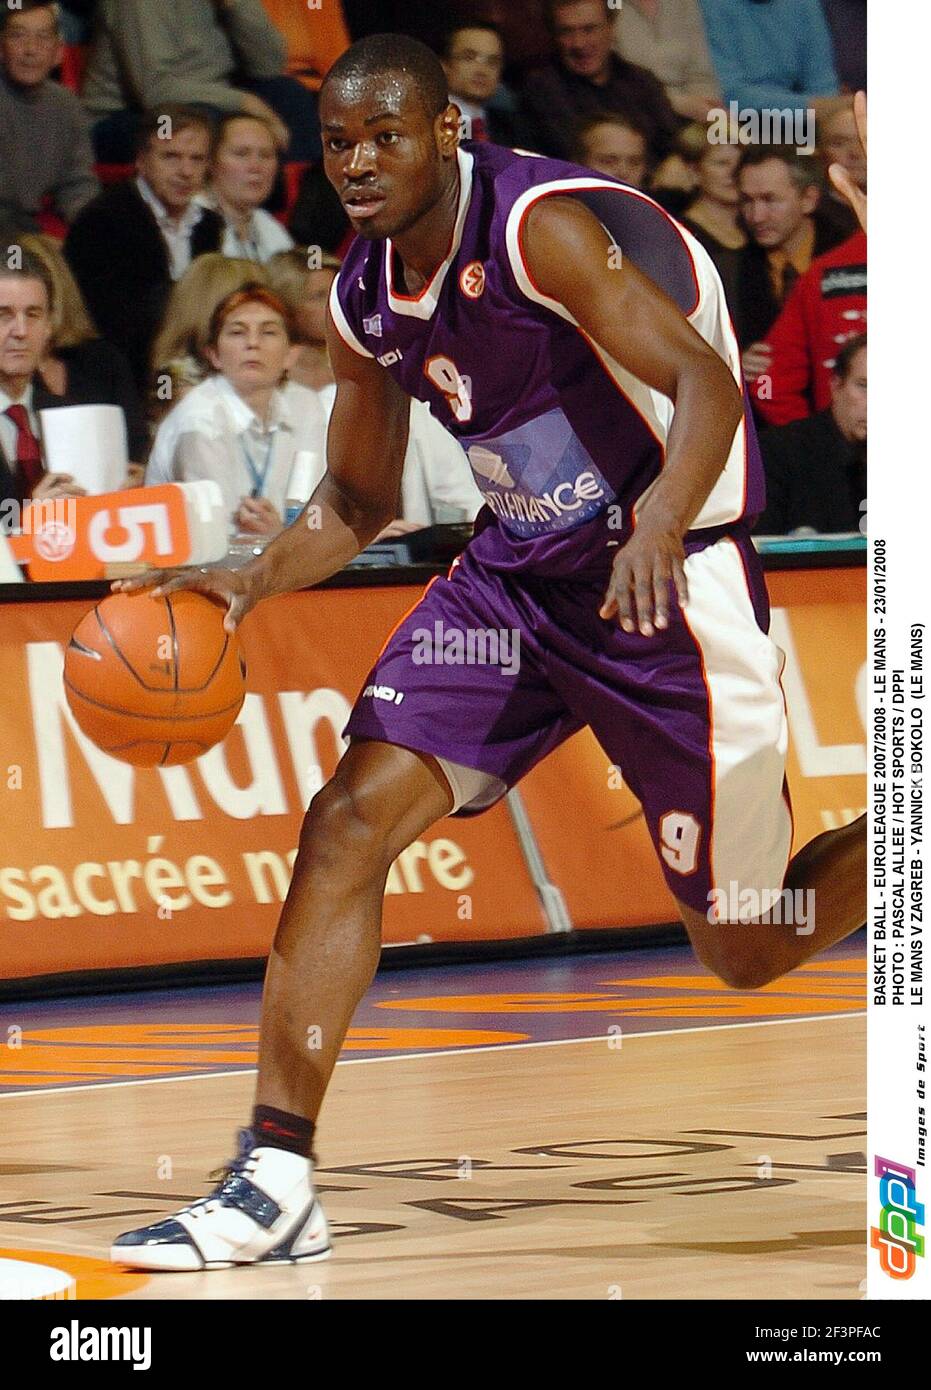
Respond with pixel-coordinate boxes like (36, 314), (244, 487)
(65, 105), (224, 396)
(441, 22), (536, 149)
(0, 252), (86, 533)
(520, 0), (679, 164)
(756, 334), (866, 535)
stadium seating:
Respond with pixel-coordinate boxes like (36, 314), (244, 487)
(57, 45), (309, 225)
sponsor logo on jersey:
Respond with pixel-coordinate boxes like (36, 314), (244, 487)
(363, 683), (405, 705)
(466, 416), (614, 534)
(468, 445), (516, 489)
(459, 261), (486, 300)
(479, 471), (607, 526)
(363, 313), (383, 337)
(377, 348), (404, 367)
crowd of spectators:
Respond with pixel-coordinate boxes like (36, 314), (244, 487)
(0, 0), (867, 556)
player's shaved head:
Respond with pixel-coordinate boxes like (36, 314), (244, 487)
(322, 33), (450, 122)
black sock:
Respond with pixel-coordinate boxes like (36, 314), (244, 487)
(252, 1105), (316, 1160)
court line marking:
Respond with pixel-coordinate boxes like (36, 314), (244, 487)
(0, 1012), (865, 1100)
(0, 1240), (106, 1260)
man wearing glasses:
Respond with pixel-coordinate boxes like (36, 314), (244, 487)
(0, 0), (98, 232)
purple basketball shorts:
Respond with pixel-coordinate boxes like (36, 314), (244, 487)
(344, 529), (792, 918)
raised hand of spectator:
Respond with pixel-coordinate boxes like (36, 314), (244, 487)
(742, 341), (773, 381)
(672, 92), (720, 123)
(31, 473), (86, 501)
(239, 91), (290, 151)
(235, 495), (282, 536)
(828, 92), (866, 231)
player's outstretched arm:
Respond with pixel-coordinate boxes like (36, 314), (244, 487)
(522, 196), (745, 637)
(113, 308), (411, 631)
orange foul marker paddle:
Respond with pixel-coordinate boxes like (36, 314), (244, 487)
(5, 483), (228, 582)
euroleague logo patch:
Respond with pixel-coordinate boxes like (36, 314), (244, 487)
(34, 520), (76, 563)
(459, 261), (485, 299)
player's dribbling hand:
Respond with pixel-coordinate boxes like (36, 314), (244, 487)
(110, 567), (256, 633)
(600, 519), (689, 637)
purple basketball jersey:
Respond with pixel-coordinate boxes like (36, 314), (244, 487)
(330, 141), (764, 575)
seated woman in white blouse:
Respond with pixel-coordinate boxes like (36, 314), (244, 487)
(266, 250), (484, 533)
(146, 286), (328, 537)
(202, 115), (295, 264)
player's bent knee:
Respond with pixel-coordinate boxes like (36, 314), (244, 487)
(678, 901), (782, 991)
(296, 780), (394, 879)
(707, 952), (778, 992)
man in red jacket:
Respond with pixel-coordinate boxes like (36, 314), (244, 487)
(748, 228), (866, 427)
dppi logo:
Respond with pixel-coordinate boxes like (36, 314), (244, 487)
(870, 1156), (925, 1279)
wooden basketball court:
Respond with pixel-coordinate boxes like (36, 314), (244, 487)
(0, 947), (866, 1300)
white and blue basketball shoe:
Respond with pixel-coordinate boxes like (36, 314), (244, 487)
(110, 1130), (332, 1271)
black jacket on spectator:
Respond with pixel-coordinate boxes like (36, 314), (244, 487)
(59, 0), (97, 17)
(0, 359), (146, 521)
(64, 180), (223, 396)
(520, 54), (680, 163)
(58, 338), (148, 464)
(471, 106), (540, 151)
(732, 207), (846, 347)
(756, 408), (866, 535)
(820, 0), (867, 93)
(289, 163), (352, 255)
(0, 375), (74, 518)
(816, 194), (860, 249)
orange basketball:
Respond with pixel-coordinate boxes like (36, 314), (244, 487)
(64, 591), (246, 766)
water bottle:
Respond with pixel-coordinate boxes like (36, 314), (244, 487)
(284, 450), (321, 526)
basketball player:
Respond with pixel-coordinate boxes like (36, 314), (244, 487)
(109, 36), (866, 1269)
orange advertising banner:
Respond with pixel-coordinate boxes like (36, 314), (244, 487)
(0, 586), (545, 986)
(0, 566), (866, 985)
